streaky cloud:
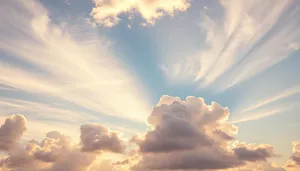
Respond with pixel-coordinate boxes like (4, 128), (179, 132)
(162, 0), (300, 92)
(231, 102), (299, 124)
(0, 0), (152, 122)
(240, 85), (300, 114)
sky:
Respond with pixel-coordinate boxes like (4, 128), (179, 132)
(0, 0), (300, 171)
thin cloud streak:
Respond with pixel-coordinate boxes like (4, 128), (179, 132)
(231, 102), (299, 124)
(0, 0), (152, 122)
(162, 0), (300, 91)
(241, 85), (300, 114)
(231, 109), (284, 124)
(0, 97), (97, 122)
(0, 98), (140, 141)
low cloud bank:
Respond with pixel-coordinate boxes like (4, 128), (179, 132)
(0, 95), (298, 171)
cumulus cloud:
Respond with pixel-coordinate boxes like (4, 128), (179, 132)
(1, 145), (46, 170)
(80, 124), (125, 153)
(133, 148), (244, 170)
(46, 131), (63, 140)
(90, 0), (190, 27)
(1, 97), (299, 171)
(0, 115), (27, 151)
(0, 115), (125, 171)
(237, 161), (286, 171)
(131, 96), (276, 170)
(285, 141), (300, 168)
(47, 150), (95, 171)
(233, 143), (275, 162)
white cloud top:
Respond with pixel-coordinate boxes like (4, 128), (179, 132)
(91, 0), (190, 27)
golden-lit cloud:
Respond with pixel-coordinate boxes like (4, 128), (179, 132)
(130, 96), (280, 170)
(0, 115), (27, 151)
(0, 96), (299, 170)
(285, 141), (300, 169)
(0, 0), (152, 122)
(80, 124), (125, 153)
(0, 115), (124, 171)
(0, 0), (299, 170)
(90, 0), (190, 27)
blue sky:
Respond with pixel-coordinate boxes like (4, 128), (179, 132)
(0, 0), (300, 170)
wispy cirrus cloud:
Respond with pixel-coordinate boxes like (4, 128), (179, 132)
(162, 0), (300, 91)
(0, 97), (96, 123)
(0, 0), (151, 123)
(240, 85), (300, 114)
(0, 97), (143, 140)
(231, 107), (290, 124)
(229, 85), (300, 123)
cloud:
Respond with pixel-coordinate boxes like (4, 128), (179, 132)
(0, 114), (126, 171)
(0, 98), (98, 123)
(46, 131), (63, 140)
(131, 96), (228, 153)
(1, 97), (300, 171)
(237, 161), (286, 171)
(90, 0), (190, 27)
(233, 143), (275, 162)
(47, 150), (95, 171)
(240, 85), (300, 114)
(162, 0), (300, 91)
(0, 115), (27, 151)
(131, 95), (276, 170)
(231, 102), (299, 124)
(285, 141), (300, 168)
(0, 98), (141, 142)
(80, 124), (125, 153)
(133, 149), (244, 170)
(0, 0), (151, 122)
(228, 85), (300, 123)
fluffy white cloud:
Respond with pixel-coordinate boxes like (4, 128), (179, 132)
(90, 0), (190, 27)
